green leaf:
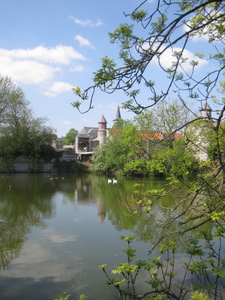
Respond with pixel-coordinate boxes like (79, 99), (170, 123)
(98, 264), (107, 270)
(190, 291), (212, 300)
(121, 235), (135, 242)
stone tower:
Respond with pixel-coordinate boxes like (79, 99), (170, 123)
(98, 115), (107, 145)
(200, 102), (212, 118)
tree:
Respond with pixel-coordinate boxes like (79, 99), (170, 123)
(134, 98), (193, 147)
(63, 128), (78, 145)
(151, 99), (192, 136)
(0, 75), (56, 168)
(91, 124), (137, 175)
(92, 100), (194, 176)
(0, 76), (25, 124)
(72, 1), (225, 298)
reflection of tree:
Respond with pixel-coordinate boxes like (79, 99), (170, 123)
(0, 174), (57, 270)
(90, 176), (214, 249)
(61, 174), (215, 249)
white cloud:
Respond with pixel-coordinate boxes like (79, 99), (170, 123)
(73, 217), (82, 223)
(0, 45), (85, 65)
(8, 239), (81, 282)
(184, 24), (209, 42)
(44, 81), (73, 97)
(141, 40), (208, 72)
(70, 64), (84, 72)
(0, 56), (59, 84)
(157, 47), (208, 71)
(0, 45), (85, 95)
(62, 120), (74, 125)
(49, 234), (77, 243)
(183, 7), (222, 43)
(147, 45), (208, 73)
(81, 117), (88, 123)
(70, 16), (103, 27)
(74, 35), (95, 49)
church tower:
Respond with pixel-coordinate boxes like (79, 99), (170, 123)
(98, 115), (107, 145)
(113, 106), (122, 125)
(200, 102), (212, 118)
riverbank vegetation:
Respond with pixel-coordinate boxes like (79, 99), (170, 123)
(91, 99), (200, 177)
(0, 76), (88, 173)
(73, 0), (225, 298)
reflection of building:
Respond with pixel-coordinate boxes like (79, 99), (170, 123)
(75, 106), (121, 161)
(97, 199), (106, 223)
(73, 177), (106, 223)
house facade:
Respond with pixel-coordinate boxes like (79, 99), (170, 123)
(75, 106), (121, 160)
(185, 101), (214, 161)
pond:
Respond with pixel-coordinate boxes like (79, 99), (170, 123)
(0, 173), (219, 299)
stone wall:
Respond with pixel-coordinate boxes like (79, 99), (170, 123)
(0, 152), (77, 173)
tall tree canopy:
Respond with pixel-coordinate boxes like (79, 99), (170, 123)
(0, 75), (56, 167)
(63, 128), (78, 145)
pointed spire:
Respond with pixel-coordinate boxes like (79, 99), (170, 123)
(200, 102), (212, 118)
(113, 106), (121, 124)
(98, 115), (107, 131)
(99, 115), (107, 123)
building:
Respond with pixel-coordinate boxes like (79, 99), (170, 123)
(185, 101), (213, 161)
(75, 106), (121, 161)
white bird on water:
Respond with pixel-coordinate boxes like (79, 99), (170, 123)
(113, 178), (117, 184)
(108, 178), (112, 184)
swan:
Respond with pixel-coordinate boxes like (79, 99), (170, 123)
(113, 178), (117, 184)
(108, 178), (112, 184)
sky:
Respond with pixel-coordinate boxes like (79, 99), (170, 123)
(0, 0), (219, 137)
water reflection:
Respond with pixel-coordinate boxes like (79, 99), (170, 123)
(0, 174), (216, 300)
(0, 174), (56, 270)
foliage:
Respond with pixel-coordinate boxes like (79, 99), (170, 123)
(78, 295), (87, 300)
(54, 160), (89, 173)
(91, 122), (147, 175)
(72, 0), (225, 298)
(91, 100), (197, 177)
(146, 137), (198, 179)
(0, 75), (56, 169)
(190, 292), (212, 300)
(55, 293), (87, 300)
(207, 121), (225, 161)
(54, 295), (71, 300)
(63, 128), (78, 145)
(89, 145), (108, 174)
(144, 99), (192, 137)
(0, 75), (25, 124)
(99, 232), (225, 299)
(72, 1), (225, 115)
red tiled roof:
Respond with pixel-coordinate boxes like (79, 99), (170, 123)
(110, 128), (183, 141)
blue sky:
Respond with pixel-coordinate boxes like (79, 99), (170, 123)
(0, 0), (218, 137)
(0, 0), (139, 137)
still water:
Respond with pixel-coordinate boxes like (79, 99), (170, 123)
(0, 173), (213, 299)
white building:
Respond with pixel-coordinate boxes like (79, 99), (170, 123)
(185, 101), (213, 161)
